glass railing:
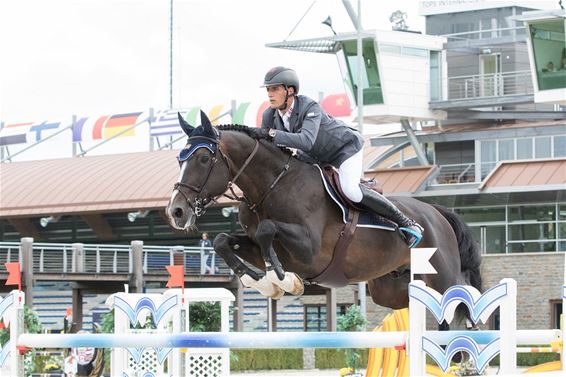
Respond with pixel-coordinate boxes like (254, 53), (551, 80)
(442, 70), (533, 101)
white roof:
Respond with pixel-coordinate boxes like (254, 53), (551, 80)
(418, 0), (559, 16)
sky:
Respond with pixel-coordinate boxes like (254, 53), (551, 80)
(0, 0), (424, 123)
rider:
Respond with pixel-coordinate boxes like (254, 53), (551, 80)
(252, 66), (423, 247)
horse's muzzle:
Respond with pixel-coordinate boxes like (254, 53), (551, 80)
(166, 195), (196, 230)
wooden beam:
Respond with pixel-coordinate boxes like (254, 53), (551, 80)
(81, 214), (115, 240)
(8, 218), (42, 240)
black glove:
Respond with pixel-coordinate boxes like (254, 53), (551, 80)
(249, 127), (273, 141)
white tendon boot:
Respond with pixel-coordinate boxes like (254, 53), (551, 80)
(266, 270), (305, 296)
(240, 274), (285, 300)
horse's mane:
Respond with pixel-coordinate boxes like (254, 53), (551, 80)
(216, 124), (293, 156)
(217, 124), (256, 137)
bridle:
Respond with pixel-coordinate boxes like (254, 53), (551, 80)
(173, 133), (291, 217)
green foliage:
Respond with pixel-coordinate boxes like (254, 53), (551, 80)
(189, 302), (221, 332)
(336, 305), (367, 373)
(230, 349), (303, 370)
(315, 348), (369, 369)
(0, 306), (43, 375)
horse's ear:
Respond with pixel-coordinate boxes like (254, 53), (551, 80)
(178, 112), (194, 136)
(200, 110), (215, 137)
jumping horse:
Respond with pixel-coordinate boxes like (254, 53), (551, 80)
(166, 111), (482, 317)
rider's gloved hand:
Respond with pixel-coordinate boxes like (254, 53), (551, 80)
(248, 127), (273, 141)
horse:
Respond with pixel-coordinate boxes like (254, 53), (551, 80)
(166, 111), (482, 318)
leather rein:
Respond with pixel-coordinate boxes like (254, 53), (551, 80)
(173, 135), (291, 216)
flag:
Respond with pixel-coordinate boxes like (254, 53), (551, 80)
(5, 262), (21, 290)
(29, 121), (62, 142)
(102, 112), (141, 139)
(321, 93), (351, 118)
(0, 122), (32, 146)
(150, 107), (199, 137)
(410, 248), (437, 279)
(255, 101), (270, 127)
(165, 265), (184, 289)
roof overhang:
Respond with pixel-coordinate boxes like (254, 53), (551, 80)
(265, 31), (376, 54)
(370, 122), (566, 147)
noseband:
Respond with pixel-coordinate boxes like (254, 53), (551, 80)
(173, 137), (261, 217)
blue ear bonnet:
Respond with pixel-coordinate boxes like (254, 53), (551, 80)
(177, 125), (219, 162)
(177, 139), (216, 162)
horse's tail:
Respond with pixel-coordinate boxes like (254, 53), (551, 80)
(431, 204), (482, 292)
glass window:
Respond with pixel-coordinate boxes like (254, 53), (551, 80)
(481, 140), (496, 162)
(342, 39), (383, 105)
(516, 138), (533, 159)
(509, 241), (556, 253)
(509, 205), (555, 222)
(509, 223), (556, 241)
(529, 20), (566, 90)
(456, 207), (505, 223)
(535, 137), (551, 158)
(379, 43), (401, 54)
(486, 225), (506, 254)
(430, 51), (442, 101)
(305, 305), (326, 332)
(554, 135), (566, 157)
(403, 47), (428, 57)
(498, 139), (515, 161)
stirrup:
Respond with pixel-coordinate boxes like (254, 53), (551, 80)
(399, 225), (423, 248)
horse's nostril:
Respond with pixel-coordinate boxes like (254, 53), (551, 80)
(174, 207), (183, 219)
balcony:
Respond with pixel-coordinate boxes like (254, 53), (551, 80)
(431, 70), (534, 109)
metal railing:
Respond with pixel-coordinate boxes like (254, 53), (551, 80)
(444, 70), (533, 101)
(435, 163), (476, 184)
(0, 241), (230, 276)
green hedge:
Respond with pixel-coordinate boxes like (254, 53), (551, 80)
(315, 349), (369, 369)
(230, 349), (303, 371)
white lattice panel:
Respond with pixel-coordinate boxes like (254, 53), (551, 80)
(186, 349), (228, 377)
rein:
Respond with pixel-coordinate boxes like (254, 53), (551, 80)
(174, 134), (291, 216)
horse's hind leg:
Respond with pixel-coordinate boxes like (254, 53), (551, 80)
(213, 233), (284, 299)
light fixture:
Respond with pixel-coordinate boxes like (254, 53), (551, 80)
(40, 216), (60, 228)
(322, 16), (337, 35)
(128, 210), (150, 222)
(221, 207), (239, 218)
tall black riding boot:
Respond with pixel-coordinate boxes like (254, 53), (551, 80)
(358, 185), (423, 247)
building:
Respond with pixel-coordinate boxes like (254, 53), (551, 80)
(267, 0), (566, 330)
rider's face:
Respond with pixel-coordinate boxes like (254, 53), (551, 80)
(266, 85), (288, 109)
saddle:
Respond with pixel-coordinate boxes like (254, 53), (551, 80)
(306, 166), (396, 289)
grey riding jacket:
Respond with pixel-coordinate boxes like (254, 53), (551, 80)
(261, 95), (363, 167)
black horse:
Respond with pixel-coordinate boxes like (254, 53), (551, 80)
(166, 112), (481, 313)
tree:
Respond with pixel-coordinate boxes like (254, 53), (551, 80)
(337, 305), (367, 375)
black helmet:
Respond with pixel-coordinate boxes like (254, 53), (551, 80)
(262, 66), (300, 94)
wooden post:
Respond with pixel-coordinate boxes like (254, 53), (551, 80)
(130, 240), (144, 293)
(20, 237), (34, 308)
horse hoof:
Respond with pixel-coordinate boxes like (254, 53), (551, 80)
(269, 286), (285, 300)
(289, 273), (304, 296)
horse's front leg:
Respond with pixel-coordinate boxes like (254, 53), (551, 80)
(255, 220), (304, 296)
(213, 233), (284, 299)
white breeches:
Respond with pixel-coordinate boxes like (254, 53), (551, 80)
(337, 149), (363, 203)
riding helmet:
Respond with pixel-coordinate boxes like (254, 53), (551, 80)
(262, 66), (300, 94)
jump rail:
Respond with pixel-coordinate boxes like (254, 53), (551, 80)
(17, 329), (561, 349)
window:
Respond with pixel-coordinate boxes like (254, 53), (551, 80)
(550, 300), (563, 329)
(342, 39), (383, 105)
(304, 304), (348, 332)
(430, 51), (442, 101)
(454, 203), (566, 254)
(529, 20), (566, 91)
(554, 135), (566, 157)
(498, 139), (514, 161)
(535, 137), (552, 158)
(517, 138), (533, 159)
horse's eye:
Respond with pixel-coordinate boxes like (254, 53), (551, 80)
(199, 154), (210, 164)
